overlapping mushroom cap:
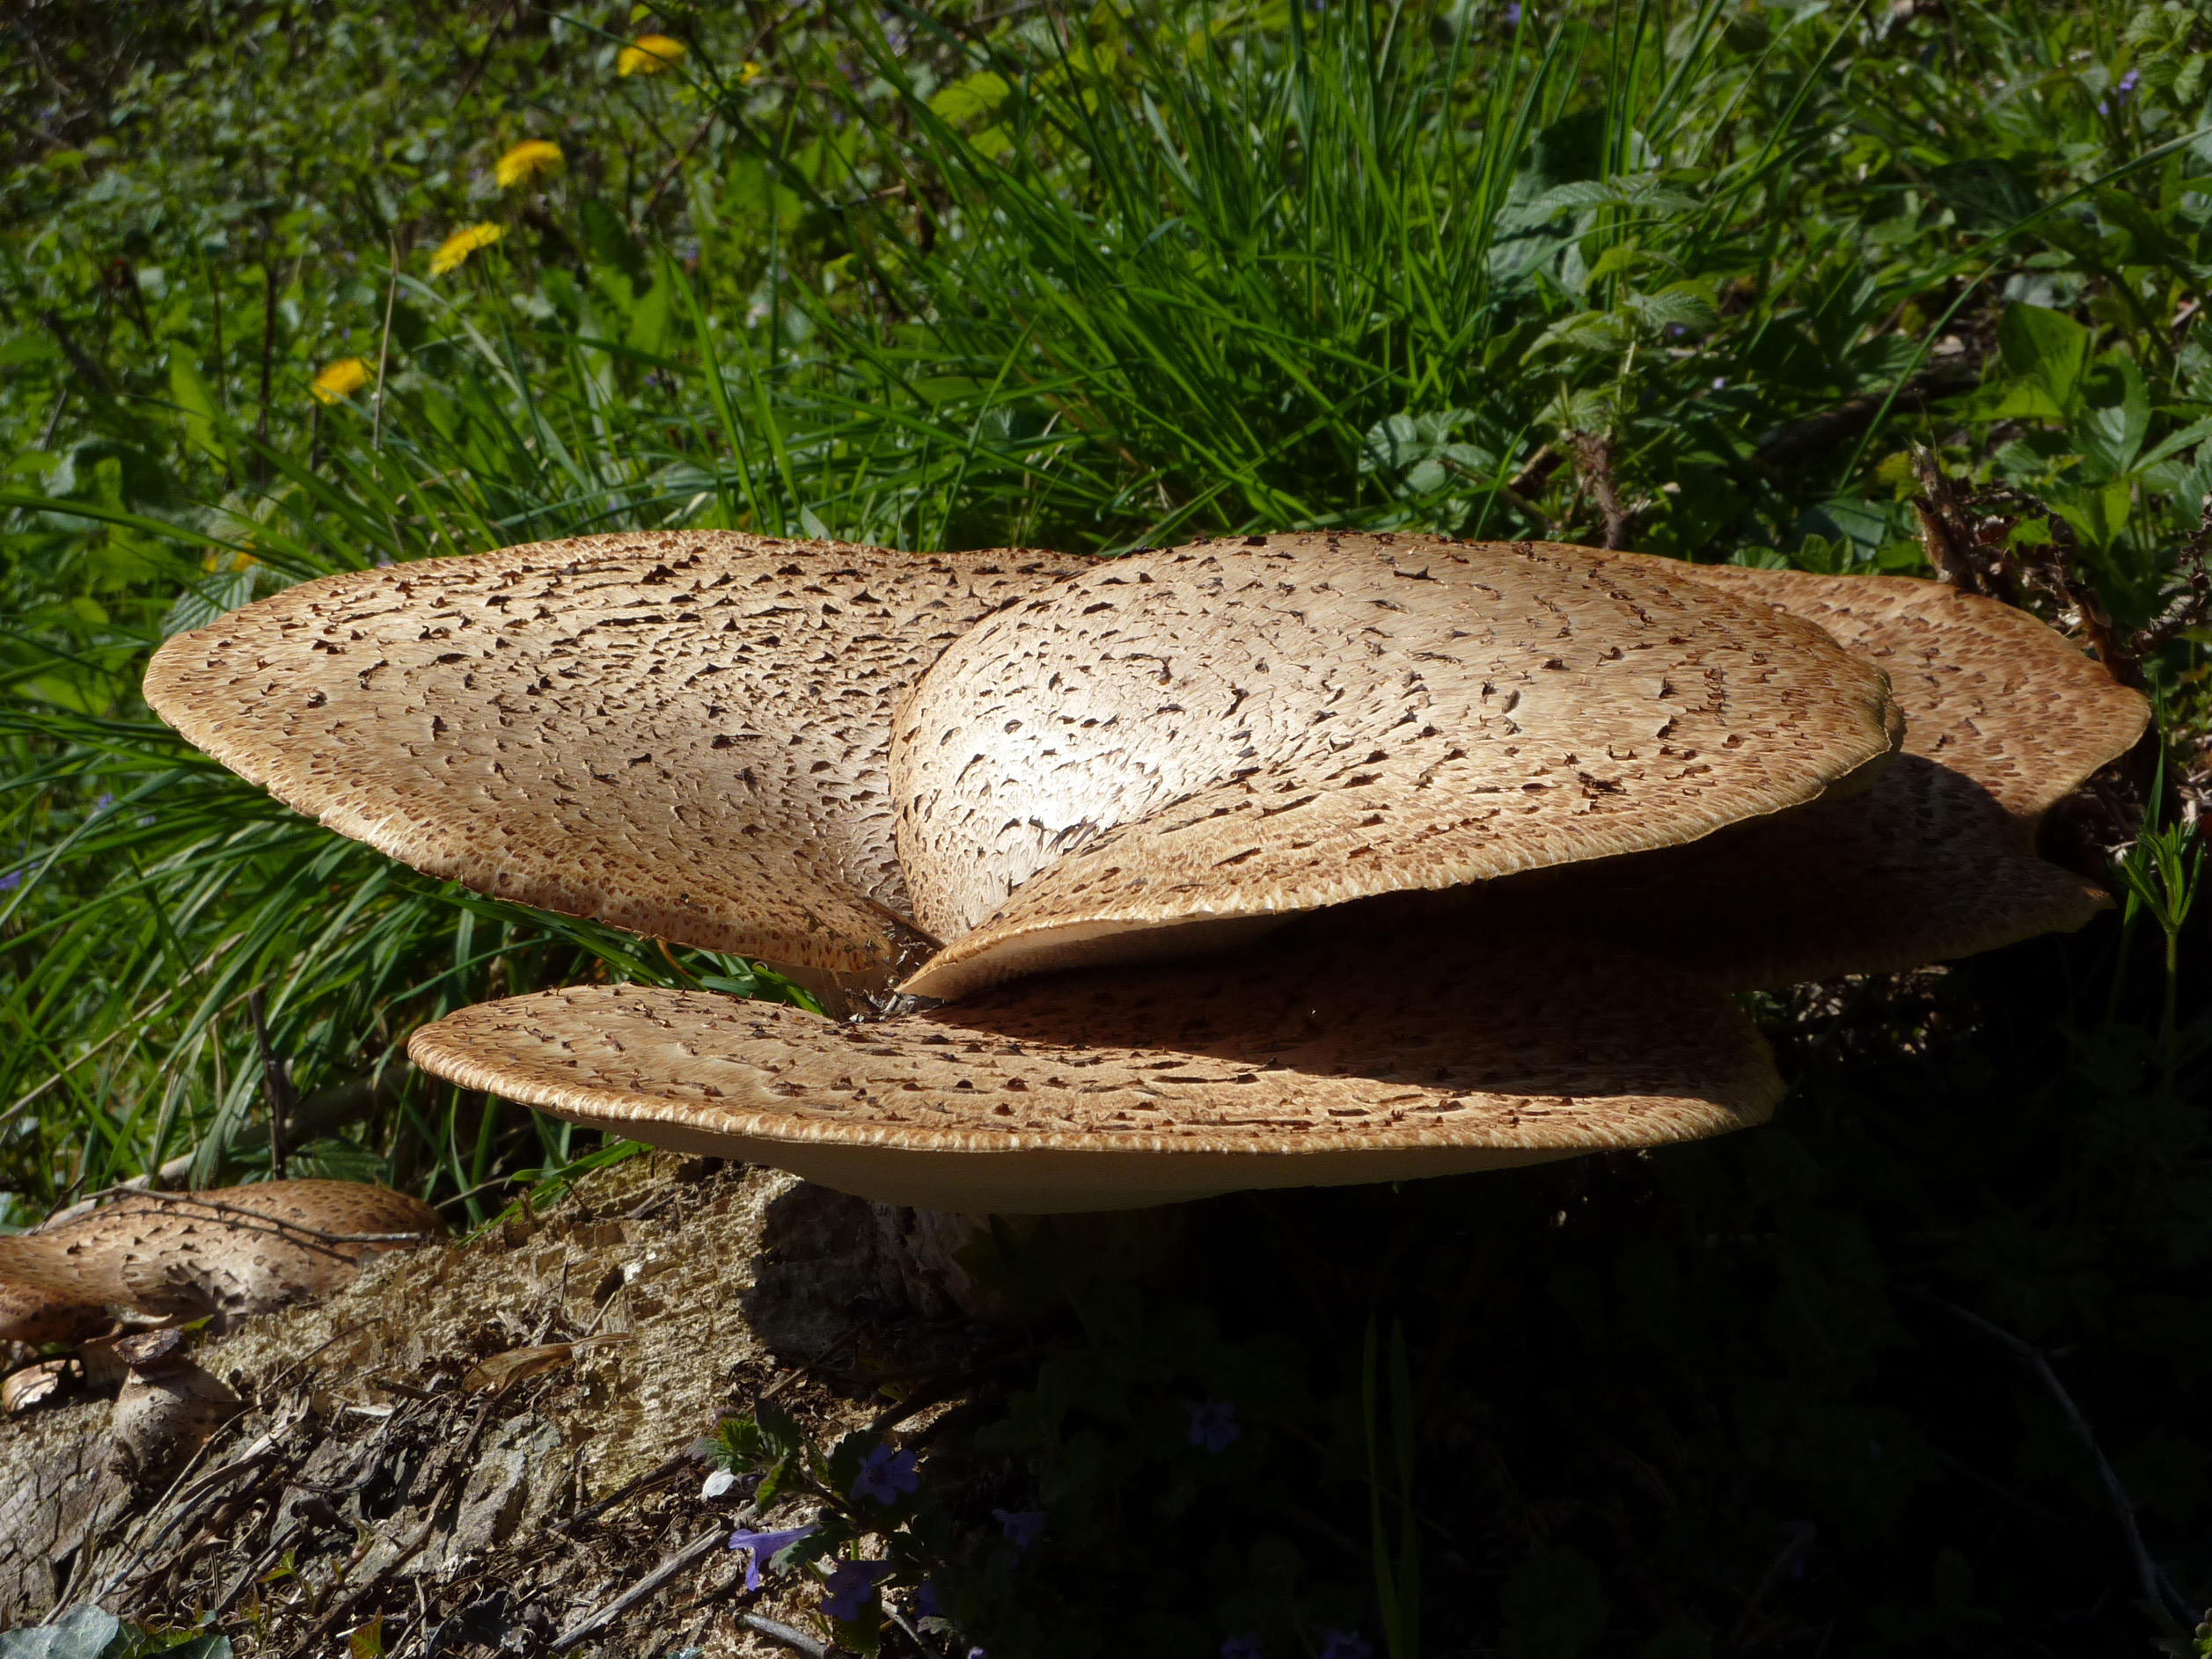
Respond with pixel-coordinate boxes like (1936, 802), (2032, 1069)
(146, 530), (2148, 1212)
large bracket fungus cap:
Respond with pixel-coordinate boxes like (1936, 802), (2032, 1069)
(892, 533), (1904, 999)
(1540, 559), (2153, 987)
(144, 533), (1086, 985)
(408, 925), (1783, 1215)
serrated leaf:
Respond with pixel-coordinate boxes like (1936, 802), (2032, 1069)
(1625, 289), (1719, 335)
(1524, 174), (1701, 221)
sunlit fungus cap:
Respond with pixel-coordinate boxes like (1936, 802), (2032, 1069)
(1531, 557), (2151, 987)
(890, 532), (1905, 998)
(143, 533), (1088, 988)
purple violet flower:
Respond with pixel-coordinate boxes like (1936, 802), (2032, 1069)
(1222, 1637), (1263, 1659)
(822, 1560), (891, 1622)
(726, 1523), (818, 1592)
(2118, 67), (2141, 99)
(1319, 1633), (1373, 1659)
(92, 793), (113, 813)
(1183, 1400), (1241, 1453)
(1504, 2), (1522, 23)
(992, 1508), (1047, 1550)
(852, 1442), (919, 1504)
(0, 869), (18, 892)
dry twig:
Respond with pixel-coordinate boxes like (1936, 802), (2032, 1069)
(1919, 1292), (2195, 1626)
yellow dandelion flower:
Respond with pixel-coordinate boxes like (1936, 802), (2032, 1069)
(310, 357), (372, 405)
(617, 34), (685, 76)
(738, 59), (765, 86)
(430, 222), (505, 276)
(495, 139), (565, 189)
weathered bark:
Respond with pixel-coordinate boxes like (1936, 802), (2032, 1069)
(0, 1158), (992, 1654)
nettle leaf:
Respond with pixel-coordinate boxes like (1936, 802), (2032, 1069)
(1359, 409), (1491, 495)
(929, 69), (1014, 123)
(1524, 173), (1700, 221)
(1624, 288), (1719, 337)
(715, 1414), (771, 1468)
(757, 1397), (805, 1457)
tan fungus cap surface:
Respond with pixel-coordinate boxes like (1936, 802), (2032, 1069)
(0, 1180), (443, 1321)
(0, 1277), (110, 1346)
(1657, 561), (2149, 816)
(1519, 559), (2153, 987)
(145, 532), (1087, 979)
(408, 927), (1782, 1214)
(894, 533), (1902, 999)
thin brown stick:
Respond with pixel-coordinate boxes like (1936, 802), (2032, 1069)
(1921, 1293), (2194, 1625)
(58, 1184), (437, 1248)
(247, 989), (293, 1180)
(1571, 431), (1632, 550)
(552, 1528), (729, 1651)
(637, 117), (718, 227)
(737, 1613), (834, 1659)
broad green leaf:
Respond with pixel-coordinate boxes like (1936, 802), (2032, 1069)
(1930, 157), (2040, 230)
(167, 345), (226, 465)
(1997, 303), (2093, 415)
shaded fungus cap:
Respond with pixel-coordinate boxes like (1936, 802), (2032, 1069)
(408, 924), (1783, 1214)
(1519, 559), (2151, 987)
(891, 533), (1904, 998)
(0, 1180), (443, 1323)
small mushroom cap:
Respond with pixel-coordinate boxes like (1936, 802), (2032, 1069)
(110, 1348), (241, 1488)
(894, 533), (1903, 1000)
(145, 533), (1086, 981)
(407, 927), (1783, 1214)
(0, 1180), (443, 1321)
(1525, 560), (2152, 987)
